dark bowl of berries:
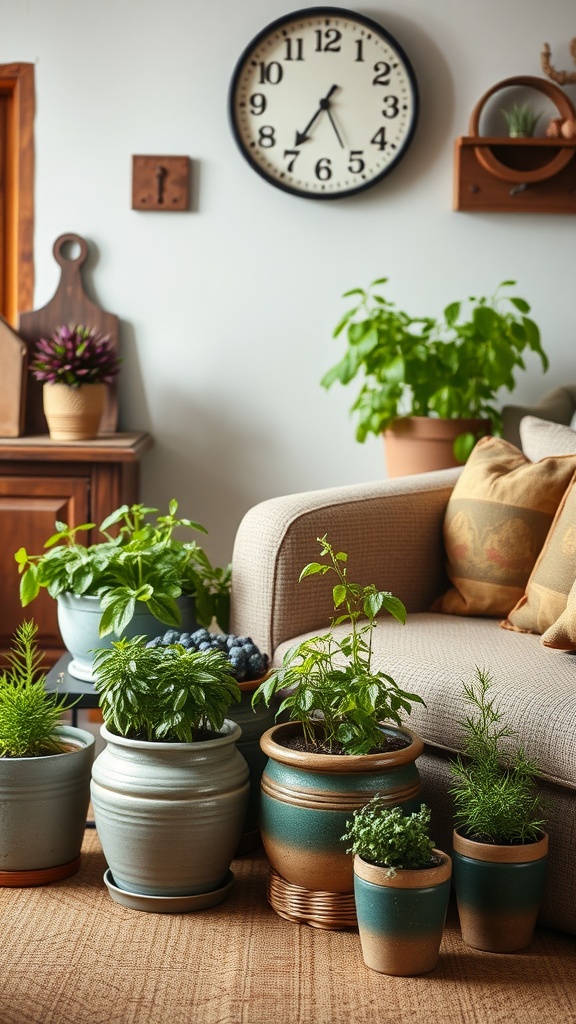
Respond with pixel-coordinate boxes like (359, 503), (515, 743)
(145, 629), (270, 687)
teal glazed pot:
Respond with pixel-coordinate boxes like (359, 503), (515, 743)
(259, 722), (424, 894)
(57, 592), (197, 682)
(452, 829), (549, 952)
(353, 852), (452, 975)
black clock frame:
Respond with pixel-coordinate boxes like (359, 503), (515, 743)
(228, 6), (419, 200)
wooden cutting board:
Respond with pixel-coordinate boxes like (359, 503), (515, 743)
(0, 315), (27, 436)
(18, 233), (119, 436)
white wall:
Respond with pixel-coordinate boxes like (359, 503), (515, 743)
(3, 0), (576, 567)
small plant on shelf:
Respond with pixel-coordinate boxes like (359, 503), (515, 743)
(30, 323), (121, 387)
(0, 620), (75, 758)
(92, 634), (242, 743)
(342, 799), (439, 877)
(252, 534), (423, 755)
(501, 103), (542, 139)
(448, 667), (546, 845)
(15, 499), (231, 636)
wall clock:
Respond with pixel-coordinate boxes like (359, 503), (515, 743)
(228, 6), (419, 200)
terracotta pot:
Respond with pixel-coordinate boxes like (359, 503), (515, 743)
(383, 417), (491, 477)
(91, 721), (249, 899)
(353, 851), (452, 975)
(259, 721), (423, 894)
(43, 382), (105, 441)
(452, 828), (549, 952)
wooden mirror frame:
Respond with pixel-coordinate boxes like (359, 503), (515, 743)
(0, 63), (34, 325)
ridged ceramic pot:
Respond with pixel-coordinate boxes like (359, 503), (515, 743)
(91, 721), (250, 897)
(0, 725), (95, 886)
(57, 592), (197, 681)
(353, 852), (452, 975)
(259, 721), (424, 893)
(452, 829), (549, 952)
(43, 382), (105, 441)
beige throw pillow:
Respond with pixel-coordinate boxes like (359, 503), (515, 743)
(434, 436), (576, 617)
(541, 578), (576, 650)
(502, 472), (576, 635)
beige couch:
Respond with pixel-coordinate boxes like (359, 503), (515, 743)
(230, 416), (576, 936)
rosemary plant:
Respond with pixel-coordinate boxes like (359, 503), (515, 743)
(92, 635), (241, 742)
(342, 800), (437, 876)
(449, 668), (545, 845)
(0, 621), (75, 757)
(252, 535), (423, 755)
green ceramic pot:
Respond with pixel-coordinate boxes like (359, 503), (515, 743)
(259, 721), (424, 894)
(452, 829), (549, 952)
(353, 852), (452, 975)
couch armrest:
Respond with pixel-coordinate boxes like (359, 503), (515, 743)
(230, 468), (460, 657)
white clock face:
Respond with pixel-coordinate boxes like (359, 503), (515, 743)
(229, 7), (418, 199)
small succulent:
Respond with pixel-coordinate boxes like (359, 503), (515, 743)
(30, 323), (121, 387)
(501, 103), (542, 138)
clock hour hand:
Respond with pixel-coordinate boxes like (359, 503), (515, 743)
(295, 84), (339, 146)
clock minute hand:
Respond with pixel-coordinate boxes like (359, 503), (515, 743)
(295, 84), (339, 146)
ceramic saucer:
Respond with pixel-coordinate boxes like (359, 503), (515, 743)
(103, 868), (234, 913)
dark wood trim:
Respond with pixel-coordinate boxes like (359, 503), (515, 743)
(0, 63), (35, 324)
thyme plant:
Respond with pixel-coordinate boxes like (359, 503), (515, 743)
(252, 535), (423, 755)
(449, 668), (545, 845)
(342, 800), (437, 876)
(0, 621), (75, 757)
(15, 499), (231, 636)
(92, 635), (241, 742)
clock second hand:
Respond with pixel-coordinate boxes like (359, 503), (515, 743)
(295, 84), (340, 146)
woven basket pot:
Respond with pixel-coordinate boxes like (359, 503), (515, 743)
(452, 828), (549, 952)
(0, 725), (95, 886)
(91, 721), (249, 898)
(353, 851), (452, 975)
(43, 382), (105, 441)
(259, 722), (423, 897)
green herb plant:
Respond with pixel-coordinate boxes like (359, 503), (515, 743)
(252, 535), (423, 755)
(501, 103), (542, 138)
(449, 667), (546, 845)
(15, 499), (231, 638)
(92, 635), (241, 742)
(0, 620), (75, 757)
(321, 278), (547, 461)
(342, 800), (437, 877)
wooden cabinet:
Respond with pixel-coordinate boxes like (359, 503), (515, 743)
(0, 432), (153, 665)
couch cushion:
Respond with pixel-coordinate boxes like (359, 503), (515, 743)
(433, 436), (576, 617)
(520, 415), (576, 461)
(274, 612), (576, 792)
(502, 472), (576, 635)
(541, 578), (576, 650)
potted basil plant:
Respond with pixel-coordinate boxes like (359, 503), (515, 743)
(0, 620), (94, 886)
(342, 800), (451, 975)
(251, 535), (425, 925)
(321, 278), (547, 475)
(90, 634), (249, 910)
(449, 667), (548, 953)
(14, 499), (231, 681)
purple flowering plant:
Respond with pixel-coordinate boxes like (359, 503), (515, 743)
(31, 324), (121, 388)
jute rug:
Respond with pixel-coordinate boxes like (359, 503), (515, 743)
(0, 828), (574, 1024)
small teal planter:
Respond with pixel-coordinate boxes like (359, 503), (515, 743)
(452, 829), (549, 952)
(259, 722), (424, 895)
(353, 853), (452, 975)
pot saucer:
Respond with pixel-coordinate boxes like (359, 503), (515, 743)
(103, 868), (234, 913)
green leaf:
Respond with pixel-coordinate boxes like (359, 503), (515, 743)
(332, 584), (347, 608)
(299, 562), (327, 580)
(19, 566), (40, 606)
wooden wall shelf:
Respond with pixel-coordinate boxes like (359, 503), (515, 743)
(454, 75), (576, 213)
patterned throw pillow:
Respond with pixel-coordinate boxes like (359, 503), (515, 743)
(541, 578), (576, 650)
(502, 474), (576, 635)
(433, 436), (576, 617)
